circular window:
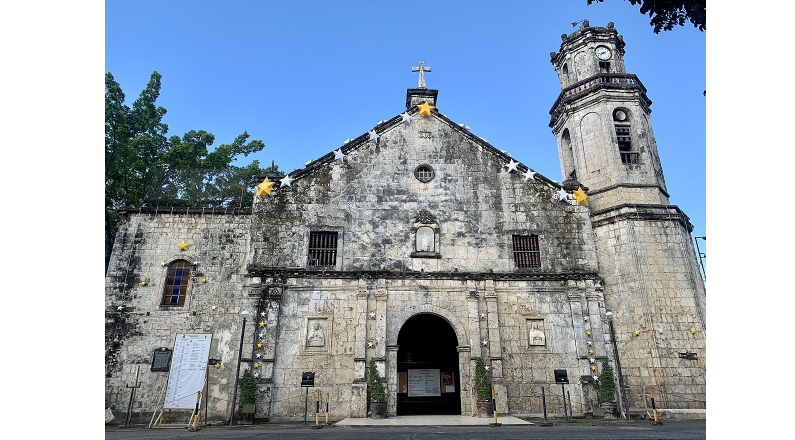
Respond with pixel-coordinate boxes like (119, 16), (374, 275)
(614, 110), (627, 121)
(414, 164), (435, 183)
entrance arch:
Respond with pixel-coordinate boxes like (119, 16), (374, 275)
(395, 313), (461, 415)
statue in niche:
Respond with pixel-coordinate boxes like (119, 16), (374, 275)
(307, 321), (325, 347)
(416, 226), (434, 252)
(528, 321), (546, 346)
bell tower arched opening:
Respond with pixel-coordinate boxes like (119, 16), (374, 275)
(396, 313), (461, 415)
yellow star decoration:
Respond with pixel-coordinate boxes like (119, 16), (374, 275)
(634, 330), (640, 336)
(140, 281), (147, 286)
(589, 349), (594, 355)
(215, 363), (221, 369)
(253, 363), (260, 369)
(256, 177), (275, 196)
(257, 342), (263, 349)
(178, 240), (189, 251)
(591, 365), (596, 371)
(690, 328), (696, 334)
(201, 278), (207, 283)
(417, 101), (435, 116)
(574, 187), (588, 205)
(259, 321), (266, 328)
(585, 330), (591, 336)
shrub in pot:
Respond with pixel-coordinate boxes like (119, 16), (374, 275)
(368, 359), (387, 419)
(238, 369), (257, 424)
(473, 357), (492, 418)
(598, 358), (618, 418)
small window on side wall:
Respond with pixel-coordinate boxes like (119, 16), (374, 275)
(162, 260), (191, 306)
(308, 231), (338, 266)
(512, 235), (541, 269)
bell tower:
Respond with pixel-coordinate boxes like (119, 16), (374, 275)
(549, 21), (706, 413)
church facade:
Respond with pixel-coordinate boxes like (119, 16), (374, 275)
(105, 22), (706, 423)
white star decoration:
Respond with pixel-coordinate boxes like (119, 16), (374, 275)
(117, 305), (124, 311)
(369, 312), (376, 319)
(458, 123), (471, 130)
(484, 365), (490, 371)
(280, 174), (294, 187)
(589, 357), (595, 363)
(333, 149), (345, 162)
(593, 375), (599, 381)
(482, 340), (488, 346)
(261, 311), (266, 317)
(505, 160), (519, 173)
(558, 188), (569, 201)
(253, 372), (260, 378)
(400, 112), (413, 124)
(343, 138), (352, 145)
(368, 130), (379, 142)
(368, 341), (374, 347)
(587, 340), (593, 346)
(522, 169), (537, 182)
(211, 305), (217, 310)
(256, 353), (262, 358)
(480, 313), (486, 319)
(583, 316), (589, 321)
(259, 332), (265, 338)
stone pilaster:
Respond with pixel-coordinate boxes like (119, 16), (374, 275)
(386, 344), (399, 417)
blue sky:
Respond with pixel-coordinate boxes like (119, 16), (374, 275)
(105, 0), (705, 262)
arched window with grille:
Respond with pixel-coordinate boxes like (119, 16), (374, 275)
(162, 260), (191, 306)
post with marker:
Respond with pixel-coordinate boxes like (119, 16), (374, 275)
(325, 392), (330, 425)
(301, 372), (315, 426)
(312, 389), (322, 429)
(554, 369), (569, 423)
(489, 386), (501, 427)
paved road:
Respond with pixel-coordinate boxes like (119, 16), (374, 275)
(105, 420), (706, 440)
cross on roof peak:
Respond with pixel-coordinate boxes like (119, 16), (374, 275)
(411, 61), (432, 89)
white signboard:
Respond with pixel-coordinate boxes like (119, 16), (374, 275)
(164, 333), (212, 409)
(408, 369), (441, 397)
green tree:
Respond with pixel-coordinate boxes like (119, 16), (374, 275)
(105, 71), (278, 268)
(239, 369), (258, 406)
(587, 0), (706, 33)
(473, 357), (491, 401)
(598, 358), (617, 403)
(367, 359), (387, 402)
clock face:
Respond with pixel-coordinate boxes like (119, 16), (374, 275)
(595, 46), (611, 60)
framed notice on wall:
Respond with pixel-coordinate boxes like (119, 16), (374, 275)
(164, 333), (212, 409)
(408, 369), (441, 397)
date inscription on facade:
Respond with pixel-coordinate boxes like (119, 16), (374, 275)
(418, 131), (434, 139)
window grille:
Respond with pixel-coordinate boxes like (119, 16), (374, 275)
(308, 231), (338, 266)
(162, 260), (191, 306)
(414, 164), (435, 183)
(512, 235), (541, 268)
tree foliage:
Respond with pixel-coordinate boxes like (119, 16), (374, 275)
(367, 359), (387, 402)
(587, 0), (705, 33)
(598, 358), (617, 403)
(105, 71), (279, 267)
(473, 357), (491, 401)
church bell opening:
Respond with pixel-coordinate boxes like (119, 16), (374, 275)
(396, 313), (461, 415)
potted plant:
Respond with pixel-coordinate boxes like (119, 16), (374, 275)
(597, 358), (618, 418)
(473, 357), (492, 417)
(238, 369), (257, 424)
(367, 359), (387, 419)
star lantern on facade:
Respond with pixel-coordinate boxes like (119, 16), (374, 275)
(480, 313), (486, 319)
(587, 340), (593, 346)
(333, 149), (346, 162)
(589, 357), (595, 364)
(417, 101), (435, 116)
(253, 362), (260, 369)
(259, 332), (265, 338)
(482, 340), (488, 346)
(484, 365), (490, 371)
(505, 160), (519, 173)
(592, 375), (599, 382)
(257, 342), (263, 349)
(368, 341), (374, 348)
(256, 177), (275, 196)
(523, 169), (537, 182)
(369, 312), (376, 319)
(202, 278), (207, 283)
(583, 316), (589, 321)
(557, 188), (568, 201)
(574, 187), (588, 205)
(253, 372), (260, 378)
(256, 353), (262, 358)
(368, 130), (379, 142)
(117, 305), (124, 311)
(211, 305), (217, 310)
(690, 328), (696, 334)
(634, 330), (641, 336)
(589, 349), (594, 355)
(140, 281), (147, 286)
(178, 240), (189, 251)
(586, 330), (591, 336)
(261, 311), (267, 317)
(259, 321), (266, 328)
(280, 174), (294, 188)
(399, 112), (413, 124)
(591, 365), (596, 371)
(215, 363), (221, 369)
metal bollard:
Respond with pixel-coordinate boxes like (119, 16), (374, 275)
(489, 386), (501, 427)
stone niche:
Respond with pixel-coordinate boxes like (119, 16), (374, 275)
(302, 316), (331, 354)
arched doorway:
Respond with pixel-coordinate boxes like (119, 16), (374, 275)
(396, 314), (461, 415)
